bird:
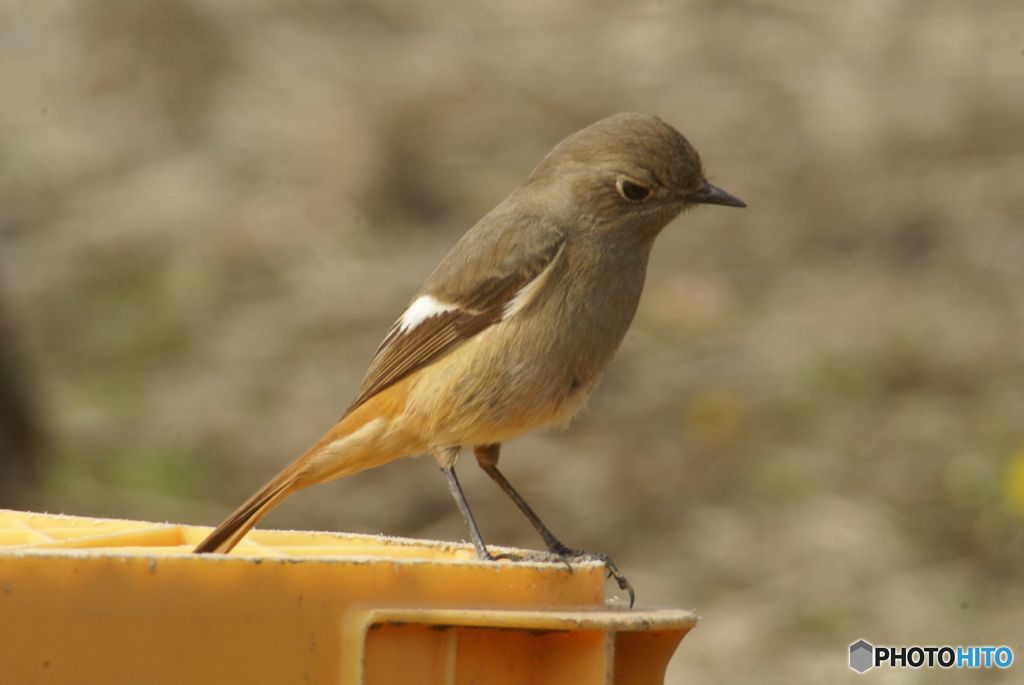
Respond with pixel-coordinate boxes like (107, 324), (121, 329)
(194, 112), (745, 606)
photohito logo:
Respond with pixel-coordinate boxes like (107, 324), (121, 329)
(849, 639), (1014, 674)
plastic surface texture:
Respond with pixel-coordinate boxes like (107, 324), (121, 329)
(0, 509), (696, 684)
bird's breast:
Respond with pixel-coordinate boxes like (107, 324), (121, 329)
(402, 242), (651, 447)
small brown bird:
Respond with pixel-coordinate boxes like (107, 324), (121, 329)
(194, 113), (745, 605)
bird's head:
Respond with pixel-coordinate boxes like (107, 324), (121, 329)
(527, 112), (745, 242)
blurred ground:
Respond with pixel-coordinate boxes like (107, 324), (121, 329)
(1, 1), (1022, 682)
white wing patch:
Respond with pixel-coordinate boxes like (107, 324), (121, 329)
(502, 242), (565, 320)
(399, 295), (459, 333)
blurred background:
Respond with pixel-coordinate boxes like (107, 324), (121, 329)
(1, 1), (1022, 682)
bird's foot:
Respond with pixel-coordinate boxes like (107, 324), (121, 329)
(472, 546), (496, 562)
(488, 548), (573, 576)
(547, 543), (635, 608)
(491, 544), (635, 608)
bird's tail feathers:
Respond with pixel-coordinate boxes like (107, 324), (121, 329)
(192, 464), (302, 554)
(193, 386), (410, 555)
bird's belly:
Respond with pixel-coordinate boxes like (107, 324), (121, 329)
(401, 320), (599, 447)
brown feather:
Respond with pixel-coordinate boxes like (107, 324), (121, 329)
(193, 465), (301, 553)
(194, 383), (417, 554)
(346, 313), (476, 412)
(347, 234), (566, 414)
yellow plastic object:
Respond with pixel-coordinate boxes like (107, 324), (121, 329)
(0, 509), (696, 684)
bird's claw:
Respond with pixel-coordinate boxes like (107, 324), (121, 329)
(491, 550), (573, 572)
(546, 544), (636, 608)
(483, 546), (635, 608)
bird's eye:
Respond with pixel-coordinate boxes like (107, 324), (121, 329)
(616, 178), (652, 203)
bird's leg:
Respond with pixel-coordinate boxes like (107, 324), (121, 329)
(473, 444), (567, 553)
(473, 444), (635, 607)
(437, 447), (494, 561)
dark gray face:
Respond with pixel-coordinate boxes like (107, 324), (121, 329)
(527, 113), (744, 230)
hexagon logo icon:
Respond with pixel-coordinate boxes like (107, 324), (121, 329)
(849, 639), (874, 673)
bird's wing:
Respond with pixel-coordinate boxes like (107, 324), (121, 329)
(345, 220), (566, 414)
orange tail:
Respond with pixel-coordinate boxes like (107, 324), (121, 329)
(193, 463), (303, 554)
(193, 382), (415, 554)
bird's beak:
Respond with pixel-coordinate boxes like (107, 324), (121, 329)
(687, 181), (746, 208)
